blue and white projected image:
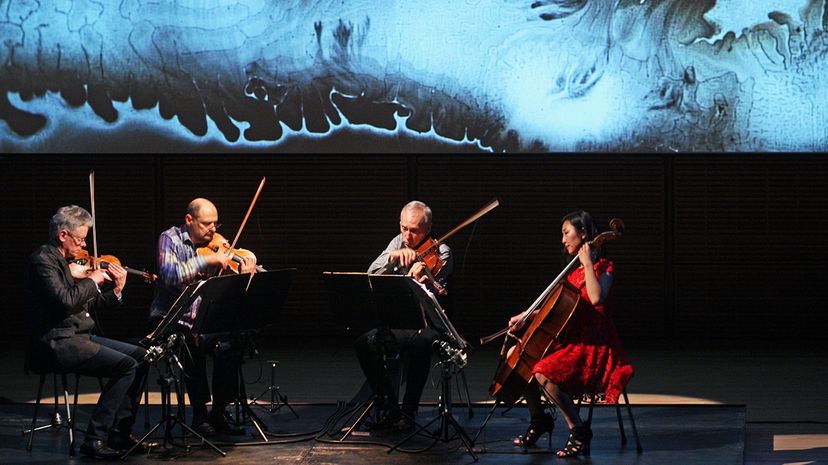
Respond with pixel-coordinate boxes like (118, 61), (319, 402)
(0, 0), (825, 152)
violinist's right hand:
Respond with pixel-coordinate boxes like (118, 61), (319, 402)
(203, 251), (230, 269)
(389, 248), (418, 268)
(508, 314), (526, 332)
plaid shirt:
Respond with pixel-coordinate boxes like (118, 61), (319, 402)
(149, 225), (211, 326)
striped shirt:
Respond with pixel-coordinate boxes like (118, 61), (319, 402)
(149, 225), (211, 326)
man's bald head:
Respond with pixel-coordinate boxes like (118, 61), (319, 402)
(185, 198), (219, 245)
(187, 198), (217, 219)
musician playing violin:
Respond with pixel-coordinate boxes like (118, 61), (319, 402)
(507, 210), (633, 458)
(148, 198), (257, 437)
(25, 205), (154, 459)
(356, 200), (454, 432)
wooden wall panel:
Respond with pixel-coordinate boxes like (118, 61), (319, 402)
(159, 156), (409, 339)
(3, 156), (158, 340)
(415, 156), (666, 343)
(3, 154), (826, 348)
(672, 157), (828, 343)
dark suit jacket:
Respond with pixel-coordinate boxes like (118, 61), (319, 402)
(25, 244), (122, 370)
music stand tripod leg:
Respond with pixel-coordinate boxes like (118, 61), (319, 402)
(471, 400), (500, 447)
(338, 397), (377, 441)
(237, 372), (269, 442)
(387, 365), (478, 461)
(250, 360), (299, 418)
(123, 344), (227, 459)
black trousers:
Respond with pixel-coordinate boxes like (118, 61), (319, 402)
(354, 327), (438, 416)
(71, 336), (148, 441)
(182, 332), (240, 425)
(148, 314), (241, 427)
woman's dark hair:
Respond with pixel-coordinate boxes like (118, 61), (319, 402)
(561, 210), (606, 263)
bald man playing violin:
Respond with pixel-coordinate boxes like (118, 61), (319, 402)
(356, 200), (454, 432)
(149, 198), (256, 437)
(25, 205), (155, 459)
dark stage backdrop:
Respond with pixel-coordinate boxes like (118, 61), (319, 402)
(3, 155), (827, 348)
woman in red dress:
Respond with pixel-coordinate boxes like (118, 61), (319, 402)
(508, 210), (633, 457)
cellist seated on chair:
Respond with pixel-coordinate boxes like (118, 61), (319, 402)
(354, 200), (453, 433)
(25, 205), (155, 459)
(507, 210), (634, 458)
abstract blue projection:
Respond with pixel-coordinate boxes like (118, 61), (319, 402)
(0, 0), (826, 152)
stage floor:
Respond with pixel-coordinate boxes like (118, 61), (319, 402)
(2, 402), (742, 465)
(1, 340), (827, 464)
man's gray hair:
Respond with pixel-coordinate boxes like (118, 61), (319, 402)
(49, 205), (92, 243)
(401, 200), (432, 225)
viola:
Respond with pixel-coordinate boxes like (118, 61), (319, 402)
(197, 232), (264, 274)
(414, 236), (445, 275)
(68, 249), (157, 284)
(410, 199), (500, 296)
(412, 237), (447, 295)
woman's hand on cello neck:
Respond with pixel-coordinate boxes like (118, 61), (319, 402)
(577, 242), (594, 268)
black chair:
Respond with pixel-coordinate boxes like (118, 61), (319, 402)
(23, 368), (81, 456)
(576, 386), (642, 453)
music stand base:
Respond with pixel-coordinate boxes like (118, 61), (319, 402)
(123, 351), (226, 459)
(249, 361), (298, 418)
(387, 365), (478, 461)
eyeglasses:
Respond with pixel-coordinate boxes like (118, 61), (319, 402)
(198, 220), (221, 230)
(64, 230), (87, 245)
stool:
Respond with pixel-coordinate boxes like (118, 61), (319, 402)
(23, 371), (81, 456)
(577, 387), (642, 453)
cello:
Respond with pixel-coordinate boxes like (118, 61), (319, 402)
(483, 218), (624, 405)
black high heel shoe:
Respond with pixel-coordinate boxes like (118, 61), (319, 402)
(513, 413), (555, 448)
(556, 423), (593, 457)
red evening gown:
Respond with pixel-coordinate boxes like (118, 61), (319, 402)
(532, 258), (633, 404)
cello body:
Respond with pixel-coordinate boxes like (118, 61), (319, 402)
(489, 280), (581, 405)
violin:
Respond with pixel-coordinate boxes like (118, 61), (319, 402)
(67, 249), (157, 284)
(197, 232), (264, 274)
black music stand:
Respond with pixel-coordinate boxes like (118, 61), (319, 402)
(192, 269), (295, 442)
(322, 272), (426, 440)
(386, 279), (478, 460)
(124, 279), (227, 459)
(245, 269), (299, 418)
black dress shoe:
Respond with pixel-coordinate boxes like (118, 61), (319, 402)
(193, 421), (217, 437)
(108, 433), (160, 453)
(80, 439), (122, 459)
(393, 416), (415, 433)
(209, 417), (246, 436)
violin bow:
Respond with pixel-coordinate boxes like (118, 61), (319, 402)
(433, 198), (499, 247)
(217, 176), (266, 277)
(89, 170), (99, 270)
(412, 198), (499, 296)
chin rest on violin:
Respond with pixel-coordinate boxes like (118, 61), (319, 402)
(67, 249), (157, 284)
(197, 232), (262, 274)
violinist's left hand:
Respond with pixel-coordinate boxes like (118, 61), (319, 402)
(408, 262), (429, 284)
(578, 242), (593, 268)
(239, 255), (257, 274)
(106, 262), (128, 295)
